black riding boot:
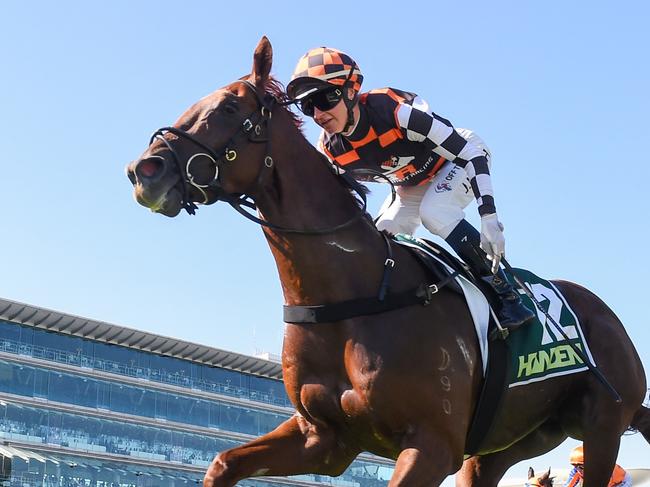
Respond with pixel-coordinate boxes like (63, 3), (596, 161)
(445, 220), (535, 331)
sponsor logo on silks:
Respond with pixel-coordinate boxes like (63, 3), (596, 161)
(516, 343), (584, 378)
(445, 166), (459, 181)
(381, 155), (414, 171)
(435, 182), (453, 192)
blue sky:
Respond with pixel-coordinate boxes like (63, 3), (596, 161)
(1, 0), (648, 481)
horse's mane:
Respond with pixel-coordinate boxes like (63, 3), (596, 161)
(336, 169), (371, 200)
(265, 77), (304, 132)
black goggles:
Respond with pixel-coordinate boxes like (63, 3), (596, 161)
(299, 87), (343, 117)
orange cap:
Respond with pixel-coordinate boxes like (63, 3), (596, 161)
(287, 47), (363, 101)
(570, 445), (584, 465)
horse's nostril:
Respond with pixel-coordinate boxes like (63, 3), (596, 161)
(136, 157), (164, 179)
(126, 166), (137, 185)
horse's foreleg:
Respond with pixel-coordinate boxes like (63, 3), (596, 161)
(203, 414), (359, 487)
(387, 429), (458, 487)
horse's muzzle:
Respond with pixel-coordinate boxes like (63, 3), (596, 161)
(126, 155), (183, 216)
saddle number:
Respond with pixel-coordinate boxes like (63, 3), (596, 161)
(527, 283), (578, 345)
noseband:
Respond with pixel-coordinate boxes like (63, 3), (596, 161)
(148, 80), (368, 235)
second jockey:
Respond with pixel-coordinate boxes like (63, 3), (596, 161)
(286, 46), (534, 330)
(565, 445), (632, 487)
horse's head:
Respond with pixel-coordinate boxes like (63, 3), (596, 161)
(126, 37), (278, 217)
(526, 467), (554, 487)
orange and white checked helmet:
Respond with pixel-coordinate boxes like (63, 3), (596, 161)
(570, 445), (584, 465)
(286, 47), (363, 101)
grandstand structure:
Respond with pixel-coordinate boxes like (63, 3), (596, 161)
(0, 297), (394, 486)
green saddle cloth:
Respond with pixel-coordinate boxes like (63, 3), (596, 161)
(504, 268), (594, 387)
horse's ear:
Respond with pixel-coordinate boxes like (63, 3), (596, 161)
(252, 36), (273, 89)
(528, 467), (535, 479)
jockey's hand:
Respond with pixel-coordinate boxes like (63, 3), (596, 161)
(480, 213), (505, 274)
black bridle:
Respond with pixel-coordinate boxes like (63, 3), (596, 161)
(148, 79), (369, 235)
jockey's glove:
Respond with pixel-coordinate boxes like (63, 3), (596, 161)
(480, 213), (506, 274)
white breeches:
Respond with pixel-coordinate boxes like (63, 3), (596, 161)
(376, 130), (491, 239)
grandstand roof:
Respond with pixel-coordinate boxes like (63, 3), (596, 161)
(0, 296), (282, 379)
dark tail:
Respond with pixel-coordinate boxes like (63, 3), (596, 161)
(630, 405), (650, 444)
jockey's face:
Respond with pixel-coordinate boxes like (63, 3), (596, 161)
(312, 87), (358, 135)
(313, 97), (348, 134)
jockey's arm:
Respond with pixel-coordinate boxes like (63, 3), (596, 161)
(394, 97), (496, 217)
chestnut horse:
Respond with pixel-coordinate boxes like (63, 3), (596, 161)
(126, 37), (650, 487)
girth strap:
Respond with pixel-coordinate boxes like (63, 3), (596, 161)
(283, 272), (459, 324)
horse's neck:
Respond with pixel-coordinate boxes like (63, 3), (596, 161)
(257, 115), (385, 306)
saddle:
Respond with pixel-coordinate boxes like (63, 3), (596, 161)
(395, 234), (507, 332)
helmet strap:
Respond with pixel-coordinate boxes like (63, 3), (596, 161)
(342, 88), (358, 133)
(340, 64), (359, 133)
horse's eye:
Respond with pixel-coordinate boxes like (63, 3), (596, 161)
(224, 102), (238, 114)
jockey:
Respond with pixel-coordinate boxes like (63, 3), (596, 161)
(565, 445), (632, 487)
(286, 47), (535, 330)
